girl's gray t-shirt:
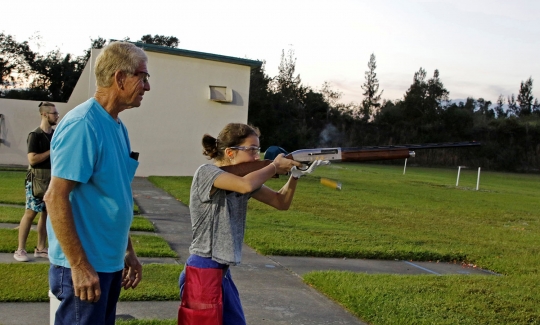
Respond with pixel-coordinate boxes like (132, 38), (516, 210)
(188, 164), (255, 265)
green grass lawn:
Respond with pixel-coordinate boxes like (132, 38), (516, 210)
(0, 169), (179, 322)
(130, 234), (177, 257)
(0, 169), (26, 204)
(148, 176), (192, 206)
(0, 206), (27, 222)
(2, 165), (540, 324)
(158, 163), (540, 275)
(0, 229), (176, 257)
(0, 170), (153, 232)
(0, 264), (182, 302)
(0, 206), (154, 231)
(131, 215), (155, 231)
(152, 163), (540, 325)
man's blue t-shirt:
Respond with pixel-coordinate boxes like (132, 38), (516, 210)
(47, 98), (139, 272)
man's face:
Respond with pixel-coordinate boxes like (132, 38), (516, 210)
(45, 107), (60, 126)
(122, 61), (151, 108)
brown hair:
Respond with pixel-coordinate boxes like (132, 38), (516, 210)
(38, 102), (55, 114)
(202, 123), (260, 161)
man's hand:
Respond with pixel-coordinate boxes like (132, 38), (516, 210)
(291, 160), (330, 179)
(45, 177), (100, 302)
(122, 251), (142, 289)
(71, 263), (101, 303)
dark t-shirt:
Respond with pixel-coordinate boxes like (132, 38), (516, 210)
(27, 128), (53, 169)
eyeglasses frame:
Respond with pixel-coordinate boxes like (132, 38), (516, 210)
(229, 146), (261, 155)
(133, 71), (150, 83)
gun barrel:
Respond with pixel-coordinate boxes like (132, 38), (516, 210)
(404, 141), (481, 150)
(341, 148), (412, 162)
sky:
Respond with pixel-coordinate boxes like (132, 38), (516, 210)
(2, 0), (539, 105)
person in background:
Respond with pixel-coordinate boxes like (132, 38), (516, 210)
(178, 123), (328, 325)
(44, 41), (150, 325)
(13, 102), (59, 262)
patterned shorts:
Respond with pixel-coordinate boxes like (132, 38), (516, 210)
(25, 181), (46, 212)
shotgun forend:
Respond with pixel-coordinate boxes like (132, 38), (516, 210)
(287, 148), (343, 163)
(287, 147), (416, 163)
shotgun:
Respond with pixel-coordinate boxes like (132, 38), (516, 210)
(220, 141), (481, 177)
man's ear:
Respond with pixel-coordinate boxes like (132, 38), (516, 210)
(114, 70), (126, 89)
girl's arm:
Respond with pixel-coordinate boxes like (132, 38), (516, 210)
(213, 154), (299, 194)
(250, 160), (330, 210)
(251, 176), (298, 210)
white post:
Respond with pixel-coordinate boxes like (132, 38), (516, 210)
(476, 167), (481, 190)
(403, 158), (407, 175)
(49, 290), (60, 324)
(456, 166), (462, 186)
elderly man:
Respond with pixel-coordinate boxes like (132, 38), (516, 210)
(44, 41), (150, 324)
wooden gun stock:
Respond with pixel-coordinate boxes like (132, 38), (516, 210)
(219, 160), (275, 177)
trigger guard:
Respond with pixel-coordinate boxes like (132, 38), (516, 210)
(298, 164), (309, 171)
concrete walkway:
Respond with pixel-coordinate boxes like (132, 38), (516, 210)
(0, 177), (496, 325)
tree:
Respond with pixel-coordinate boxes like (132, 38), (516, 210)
(0, 33), (34, 92)
(138, 34), (179, 48)
(494, 95), (507, 118)
(402, 68), (428, 121)
(374, 100), (407, 143)
(472, 98), (495, 128)
(2, 34), (183, 101)
(441, 102), (474, 140)
(247, 62), (276, 149)
(402, 68), (449, 123)
(426, 69), (449, 108)
(517, 77), (534, 116)
(476, 98), (494, 118)
(2, 36), (106, 101)
(28, 49), (86, 101)
(360, 53), (383, 121)
(269, 49), (310, 149)
(461, 97), (477, 112)
(82, 37), (107, 62)
(507, 94), (519, 116)
(320, 81), (342, 121)
(272, 49), (303, 97)
(533, 99), (540, 115)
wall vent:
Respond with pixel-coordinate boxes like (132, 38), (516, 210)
(209, 86), (232, 103)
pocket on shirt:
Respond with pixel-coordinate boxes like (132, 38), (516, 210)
(127, 157), (139, 182)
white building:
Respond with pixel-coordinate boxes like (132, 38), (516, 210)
(0, 42), (262, 176)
